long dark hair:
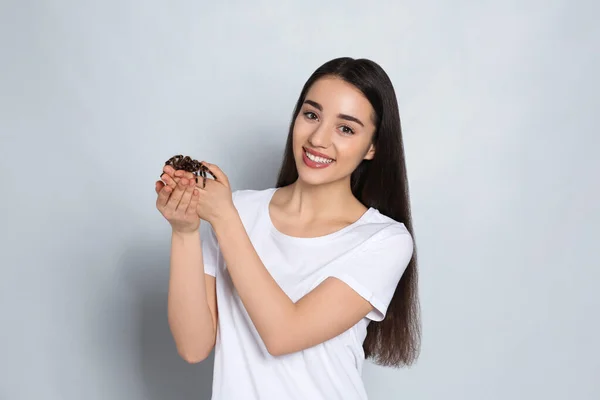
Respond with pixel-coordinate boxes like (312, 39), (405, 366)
(275, 57), (420, 367)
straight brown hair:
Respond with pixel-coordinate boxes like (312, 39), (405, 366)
(275, 57), (421, 367)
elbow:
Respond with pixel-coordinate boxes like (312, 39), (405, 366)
(169, 322), (216, 364)
(265, 338), (291, 357)
(176, 339), (215, 363)
(178, 347), (212, 364)
(264, 319), (299, 357)
(182, 354), (208, 364)
(266, 344), (283, 357)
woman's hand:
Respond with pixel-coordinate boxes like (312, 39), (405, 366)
(155, 165), (201, 234)
(195, 162), (236, 225)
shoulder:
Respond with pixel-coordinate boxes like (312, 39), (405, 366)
(360, 209), (414, 253)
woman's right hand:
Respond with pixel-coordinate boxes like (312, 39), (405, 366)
(155, 165), (201, 234)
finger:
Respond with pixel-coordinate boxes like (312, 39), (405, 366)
(155, 180), (164, 194)
(173, 168), (195, 179)
(175, 170), (198, 186)
(185, 187), (200, 217)
(163, 164), (176, 175)
(156, 182), (173, 209)
(161, 173), (179, 190)
(163, 167), (191, 184)
(176, 179), (195, 212)
(164, 177), (189, 213)
(201, 162), (230, 188)
(161, 169), (175, 181)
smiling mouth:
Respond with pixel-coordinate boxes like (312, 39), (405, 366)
(303, 147), (335, 164)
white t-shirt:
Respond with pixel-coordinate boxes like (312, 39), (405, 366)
(200, 188), (414, 400)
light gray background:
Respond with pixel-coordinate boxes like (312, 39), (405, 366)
(1, 1), (598, 399)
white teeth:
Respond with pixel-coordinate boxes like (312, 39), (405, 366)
(305, 150), (333, 164)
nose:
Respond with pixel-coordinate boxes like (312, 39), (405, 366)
(307, 123), (332, 149)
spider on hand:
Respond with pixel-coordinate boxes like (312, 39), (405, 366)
(163, 155), (216, 189)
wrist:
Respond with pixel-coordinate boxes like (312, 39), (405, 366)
(172, 228), (200, 240)
(212, 206), (240, 232)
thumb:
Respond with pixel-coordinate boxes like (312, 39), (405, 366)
(201, 162), (230, 188)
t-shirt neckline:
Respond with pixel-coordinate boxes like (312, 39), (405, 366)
(265, 187), (375, 244)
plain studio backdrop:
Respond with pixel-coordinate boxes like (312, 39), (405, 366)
(1, 1), (598, 399)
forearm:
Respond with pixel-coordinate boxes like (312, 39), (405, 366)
(167, 230), (215, 361)
(212, 211), (296, 353)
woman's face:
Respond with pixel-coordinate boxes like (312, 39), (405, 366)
(292, 76), (377, 187)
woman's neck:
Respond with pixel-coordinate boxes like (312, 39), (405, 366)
(278, 178), (363, 221)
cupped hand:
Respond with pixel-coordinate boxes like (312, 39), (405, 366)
(155, 165), (201, 234)
(195, 161), (236, 225)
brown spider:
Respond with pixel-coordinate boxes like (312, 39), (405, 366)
(163, 155), (216, 189)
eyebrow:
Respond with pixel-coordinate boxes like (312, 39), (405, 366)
(303, 100), (365, 127)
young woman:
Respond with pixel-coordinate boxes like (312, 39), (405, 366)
(155, 57), (420, 400)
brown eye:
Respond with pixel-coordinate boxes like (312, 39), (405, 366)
(340, 125), (354, 135)
(303, 111), (318, 120)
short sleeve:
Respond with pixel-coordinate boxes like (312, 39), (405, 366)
(326, 225), (414, 321)
(200, 221), (222, 277)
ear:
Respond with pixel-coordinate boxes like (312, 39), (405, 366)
(363, 143), (375, 160)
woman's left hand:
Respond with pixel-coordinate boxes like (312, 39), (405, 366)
(193, 161), (236, 225)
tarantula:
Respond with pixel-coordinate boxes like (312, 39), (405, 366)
(163, 154), (216, 188)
